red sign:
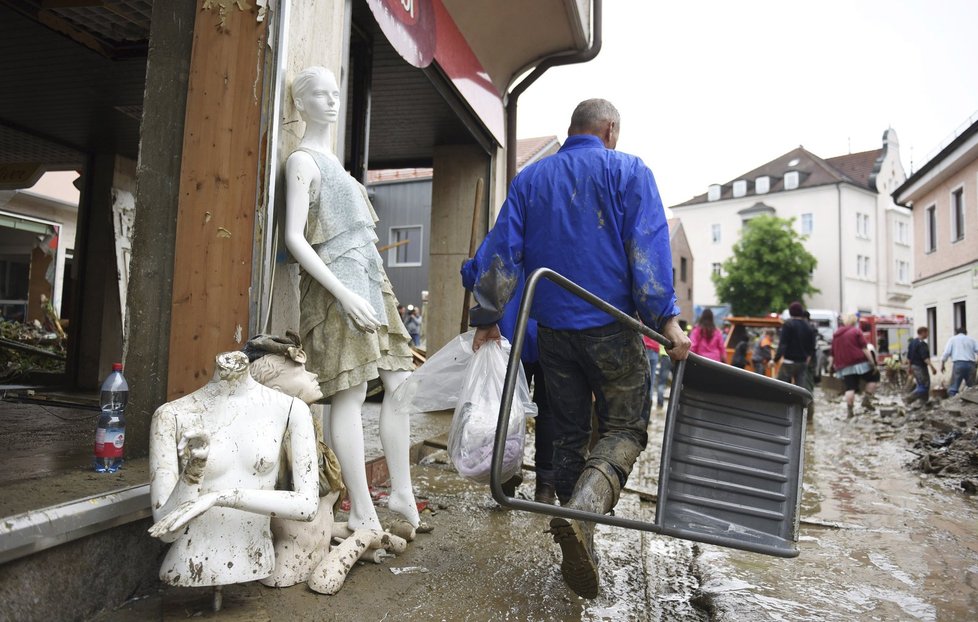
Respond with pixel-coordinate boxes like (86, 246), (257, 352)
(366, 0), (504, 144)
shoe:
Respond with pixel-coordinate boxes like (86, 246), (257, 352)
(861, 395), (876, 411)
(548, 466), (617, 599)
(535, 482), (556, 505)
(846, 403), (854, 418)
(501, 472), (523, 497)
(549, 516), (599, 599)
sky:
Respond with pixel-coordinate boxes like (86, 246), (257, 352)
(516, 0), (978, 208)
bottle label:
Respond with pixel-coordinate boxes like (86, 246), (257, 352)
(95, 428), (125, 458)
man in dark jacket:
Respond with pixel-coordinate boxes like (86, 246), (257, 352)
(775, 302), (816, 389)
(906, 326), (937, 405)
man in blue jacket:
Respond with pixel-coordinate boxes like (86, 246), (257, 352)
(462, 98), (689, 599)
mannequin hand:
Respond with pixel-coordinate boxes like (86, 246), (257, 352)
(472, 324), (501, 351)
(177, 429), (209, 484)
(336, 289), (380, 333)
(148, 491), (222, 537)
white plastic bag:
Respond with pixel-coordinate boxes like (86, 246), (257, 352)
(447, 338), (536, 484)
(391, 331), (477, 416)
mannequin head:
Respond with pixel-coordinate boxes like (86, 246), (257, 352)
(251, 355), (323, 404)
(244, 332), (323, 404)
(292, 66), (341, 126)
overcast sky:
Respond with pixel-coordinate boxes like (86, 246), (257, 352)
(516, 0), (978, 208)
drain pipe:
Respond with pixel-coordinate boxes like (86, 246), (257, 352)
(505, 0), (603, 184)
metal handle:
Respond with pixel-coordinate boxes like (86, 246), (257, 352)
(489, 267), (672, 532)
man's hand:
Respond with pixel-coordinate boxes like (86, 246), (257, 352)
(661, 317), (691, 361)
(472, 324), (501, 351)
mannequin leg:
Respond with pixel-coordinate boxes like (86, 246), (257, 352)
(328, 382), (381, 531)
(378, 369), (420, 527)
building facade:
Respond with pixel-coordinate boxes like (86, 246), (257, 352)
(670, 129), (912, 318)
(894, 116), (978, 355)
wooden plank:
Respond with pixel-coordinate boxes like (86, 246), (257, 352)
(166, 2), (268, 399)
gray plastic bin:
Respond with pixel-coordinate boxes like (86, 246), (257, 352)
(656, 353), (808, 557)
(489, 267), (811, 558)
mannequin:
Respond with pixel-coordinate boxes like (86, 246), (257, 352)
(148, 351), (319, 587)
(244, 333), (407, 594)
(245, 334), (339, 588)
(284, 65), (421, 531)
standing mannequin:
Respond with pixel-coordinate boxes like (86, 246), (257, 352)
(148, 351), (319, 587)
(284, 65), (420, 530)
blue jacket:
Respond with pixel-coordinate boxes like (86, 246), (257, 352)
(462, 134), (678, 331)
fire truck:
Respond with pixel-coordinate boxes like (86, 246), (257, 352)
(858, 314), (914, 365)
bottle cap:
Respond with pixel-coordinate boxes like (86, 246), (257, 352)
(112, 363), (124, 372)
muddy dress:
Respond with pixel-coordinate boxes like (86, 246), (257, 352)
(295, 147), (413, 398)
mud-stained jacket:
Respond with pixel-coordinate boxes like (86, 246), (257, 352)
(462, 134), (678, 332)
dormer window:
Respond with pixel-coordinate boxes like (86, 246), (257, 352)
(708, 184), (721, 201)
(784, 170), (800, 190)
(755, 176), (770, 194)
(732, 180), (747, 198)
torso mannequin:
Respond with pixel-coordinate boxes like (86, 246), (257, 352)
(284, 66), (422, 531)
(149, 351), (319, 586)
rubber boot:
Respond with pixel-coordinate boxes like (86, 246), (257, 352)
(548, 465), (618, 599)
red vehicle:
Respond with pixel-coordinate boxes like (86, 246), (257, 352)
(858, 315), (913, 365)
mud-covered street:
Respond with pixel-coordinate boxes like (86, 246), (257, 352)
(94, 384), (978, 621)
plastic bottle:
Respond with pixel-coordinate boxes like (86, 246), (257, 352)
(94, 362), (128, 473)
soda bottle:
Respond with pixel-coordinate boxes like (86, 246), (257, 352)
(94, 362), (128, 473)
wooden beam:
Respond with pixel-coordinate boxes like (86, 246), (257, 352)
(166, 1), (268, 399)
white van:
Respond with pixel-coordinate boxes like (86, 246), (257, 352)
(781, 308), (838, 343)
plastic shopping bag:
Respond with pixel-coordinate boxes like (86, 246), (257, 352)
(447, 338), (536, 484)
(391, 331), (477, 416)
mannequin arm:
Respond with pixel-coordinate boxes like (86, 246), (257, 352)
(149, 407), (206, 530)
(283, 152), (379, 333)
(148, 401), (320, 537)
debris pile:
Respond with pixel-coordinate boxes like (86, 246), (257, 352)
(904, 386), (978, 494)
(0, 318), (66, 381)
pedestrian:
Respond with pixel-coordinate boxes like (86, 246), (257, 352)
(731, 336), (751, 369)
(831, 315), (879, 417)
(940, 328), (978, 397)
(689, 308), (726, 362)
(905, 326), (937, 406)
(774, 301), (816, 389)
(403, 305), (421, 346)
(654, 354), (672, 410)
(642, 331), (661, 405)
(461, 98), (690, 599)
(751, 329), (776, 375)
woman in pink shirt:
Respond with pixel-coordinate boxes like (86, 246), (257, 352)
(689, 308), (726, 363)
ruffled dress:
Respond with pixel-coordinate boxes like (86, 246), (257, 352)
(294, 147), (413, 398)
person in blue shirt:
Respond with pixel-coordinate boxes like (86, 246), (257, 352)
(940, 328), (978, 396)
(461, 98), (690, 599)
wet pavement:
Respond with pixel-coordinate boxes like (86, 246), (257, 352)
(89, 387), (978, 621)
(700, 390), (978, 621)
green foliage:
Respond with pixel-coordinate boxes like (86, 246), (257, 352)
(711, 215), (819, 316)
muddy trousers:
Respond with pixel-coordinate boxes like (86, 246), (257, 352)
(537, 322), (650, 503)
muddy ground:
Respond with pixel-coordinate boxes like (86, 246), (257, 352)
(82, 380), (978, 622)
(901, 387), (978, 492)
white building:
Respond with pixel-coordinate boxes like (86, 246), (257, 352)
(670, 129), (912, 318)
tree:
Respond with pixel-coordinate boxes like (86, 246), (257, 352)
(712, 215), (819, 316)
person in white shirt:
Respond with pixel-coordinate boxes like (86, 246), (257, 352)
(940, 328), (978, 397)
